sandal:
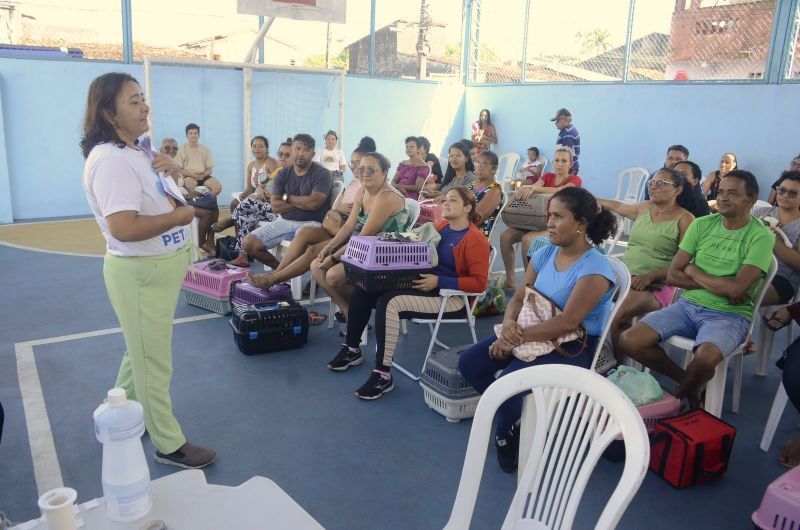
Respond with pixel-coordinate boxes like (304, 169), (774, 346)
(763, 310), (791, 332)
(308, 311), (327, 326)
(229, 256), (251, 268)
(334, 311), (347, 323)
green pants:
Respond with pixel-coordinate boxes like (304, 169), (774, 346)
(103, 244), (192, 454)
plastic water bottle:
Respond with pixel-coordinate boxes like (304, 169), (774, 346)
(93, 388), (152, 522)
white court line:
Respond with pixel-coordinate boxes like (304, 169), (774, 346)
(15, 312), (222, 496)
(0, 240), (102, 258)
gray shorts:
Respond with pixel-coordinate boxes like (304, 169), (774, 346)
(640, 298), (750, 358)
(248, 217), (320, 250)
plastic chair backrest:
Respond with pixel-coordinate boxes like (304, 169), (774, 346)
(615, 167), (650, 202)
(404, 198), (421, 230)
(498, 153), (521, 192)
(330, 180), (345, 210)
(486, 191), (510, 243)
(439, 155), (449, 174)
(444, 365), (649, 530)
(601, 213), (627, 256)
(538, 155), (548, 175)
(748, 255), (779, 336)
(590, 256), (632, 372)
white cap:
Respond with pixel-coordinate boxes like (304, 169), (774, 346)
(107, 388), (127, 406)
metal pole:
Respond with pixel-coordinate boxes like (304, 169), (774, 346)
(520, 0), (531, 83)
(622, 0), (636, 82)
(325, 22), (331, 68)
(243, 68), (252, 175)
(258, 16), (265, 64)
(369, 0), (376, 76)
(244, 17), (274, 63)
(121, 0), (133, 63)
(144, 56), (153, 140)
(338, 72), (345, 156)
(462, 0), (472, 85)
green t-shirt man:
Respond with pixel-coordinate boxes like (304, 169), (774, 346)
(679, 213), (774, 319)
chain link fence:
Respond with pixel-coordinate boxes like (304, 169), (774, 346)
(0, 0), (123, 60)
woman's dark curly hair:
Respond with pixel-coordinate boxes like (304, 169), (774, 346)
(551, 187), (618, 246)
(80, 72), (139, 158)
(354, 136), (377, 154)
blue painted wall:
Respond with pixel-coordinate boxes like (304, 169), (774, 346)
(0, 58), (464, 221)
(466, 83), (800, 200)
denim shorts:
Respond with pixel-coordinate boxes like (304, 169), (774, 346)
(640, 298), (750, 358)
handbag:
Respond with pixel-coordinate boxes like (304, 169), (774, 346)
(473, 276), (506, 317)
(494, 286), (587, 362)
(606, 365), (664, 406)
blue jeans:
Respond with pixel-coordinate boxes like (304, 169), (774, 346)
(458, 334), (598, 439)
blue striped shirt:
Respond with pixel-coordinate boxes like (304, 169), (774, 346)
(558, 124), (581, 174)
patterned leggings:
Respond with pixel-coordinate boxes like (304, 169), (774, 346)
(232, 196), (275, 251)
(345, 288), (467, 369)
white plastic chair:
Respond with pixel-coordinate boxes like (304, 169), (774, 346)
(189, 218), (201, 262)
(444, 365), (649, 530)
(590, 257), (632, 374)
(614, 167), (649, 236)
(761, 381), (789, 452)
(600, 213), (628, 257)
(538, 155), (548, 175)
(485, 192), (510, 243)
(404, 198), (421, 229)
(665, 256), (777, 417)
(755, 290), (800, 376)
(498, 153), (521, 193)
(393, 247), (497, 381)
(439, 155), (449, 174)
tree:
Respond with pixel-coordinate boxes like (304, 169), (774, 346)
(576, 28), (612, 54)
(304, 48), (349, 69)
(444, 42), (501, 63)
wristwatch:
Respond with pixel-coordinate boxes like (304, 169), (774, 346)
(282, 193), (289, 202)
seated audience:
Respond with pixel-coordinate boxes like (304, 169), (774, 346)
(619, 171), (774, 409)
(514, 146), (543, 184)
(674, 160), (711, 218)
(459, 187), (617, 472)
(313, 130), (346, 181)
(311, 152), (409, 322)
(391, 136), (430, 200)
(159, 137), (178, 158)
(247, 138), (376, 289)
(702, 152), (738, 211)
(500, 145), (582, 290)
(330, 187), (489, 400)
(598, 168), (695, 357)
(760, 302), (800, 466)
(469, 150), (503, 238)
(230, 136), (278, 211)
(754, 170), (800, 308)
(421, 141), (476, 200)
(644, 144), (689, 200)
(417, 136), (443, 180)
(768, 154), (800, 205)
(212, 136), (282, 267)
(463, 139), (479, 167)
(242, 133), (332, 269)
(176, 122), (221, 256)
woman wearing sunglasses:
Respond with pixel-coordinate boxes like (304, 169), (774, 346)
(755, 170), (800, 312)
(311, 152), (409, 323)
(598, 168), (696, 358)
(768, 155), (800, 205)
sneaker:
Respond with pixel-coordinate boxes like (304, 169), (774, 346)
(154, 442), (216, 469)
(495, 424), (519, 473)
(355, 370), (394, 400)
(327, 345), (363, 371)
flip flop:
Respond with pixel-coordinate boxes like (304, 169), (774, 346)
(228, 257), (251, 268)
(334, 311), (347, 323)
(763, 311), (790, 332)
(308, 311), (327, 326)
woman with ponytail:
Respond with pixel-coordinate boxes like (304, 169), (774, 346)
(328, 187), (489, 400)
(458, 187), (617, 473)
(598, 167), (695, 357)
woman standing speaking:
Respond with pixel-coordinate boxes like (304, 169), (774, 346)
(80, 73), (215, 469)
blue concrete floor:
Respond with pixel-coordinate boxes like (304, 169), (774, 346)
(0, 241), (797, 529)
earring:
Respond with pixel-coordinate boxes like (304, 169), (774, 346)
(576, 229), (582, 235)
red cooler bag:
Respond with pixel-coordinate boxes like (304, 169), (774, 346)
(649, 409), (736, 489)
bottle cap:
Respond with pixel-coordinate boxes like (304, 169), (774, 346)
(107, 388), (127, 406)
